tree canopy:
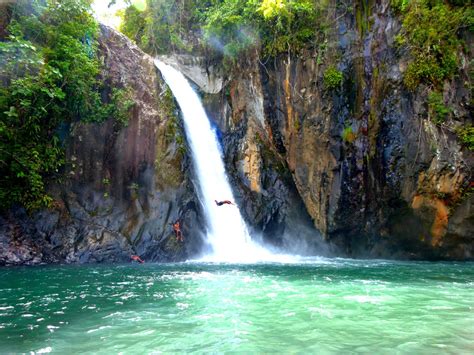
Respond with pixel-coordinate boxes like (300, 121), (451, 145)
(0, 0), (130, 211)
(120, 0), (325, 58)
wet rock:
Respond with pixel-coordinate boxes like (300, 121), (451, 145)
(0, 25), (205, 265)
(1, 0), (472, 263)
(185, 0), (473, 260)
(157, 54), (225, 94)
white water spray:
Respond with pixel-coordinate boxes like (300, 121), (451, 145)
(155, 60), (275, 262)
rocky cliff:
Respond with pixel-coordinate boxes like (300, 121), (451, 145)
(254, 1), (473, 259)
(254, 1), (471, 259)
(1, 0), (472, 265)
(166, 0), (472, 260)
(0, 25), (205, 266)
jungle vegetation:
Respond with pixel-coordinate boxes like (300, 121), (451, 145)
(121, 0), (472, 145)
(0, 0), (472, 212)
(120, 0), (328, 58)
(0, 0), (131, 211)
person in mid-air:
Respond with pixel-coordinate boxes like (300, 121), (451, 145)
(131, 255), (144, 263)
(214, 200), (235, 206)
(172, 220), (184, 242)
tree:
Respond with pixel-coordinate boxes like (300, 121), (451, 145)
(0, 0), (127, 211)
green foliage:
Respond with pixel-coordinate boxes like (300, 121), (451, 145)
(121, 0), (327, 60)
(259, 0), (290, 19)
(427, 91), (450, 124)
(162, 86), (177, 120)
(395, 0), (471, 90)
(123, 0), (203, 54)
(257, 0), (320, 56)
(119, 5), (146, 44)
(324, 66), (343, 89)
(355, 0), (373, 36)
(456, 125), (474, 150)
(200, 0), (322, 58)
(110, 87), (135, 127)
(391, 0), (410, 13)
(202, 0), (259, 59)
(342, 125), (356, 143)
(160, 86), (184, 153)
(0, 0), (130, 211)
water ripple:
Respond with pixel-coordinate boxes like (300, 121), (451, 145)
(0, 261), (472, 353)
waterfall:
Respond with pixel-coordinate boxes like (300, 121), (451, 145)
(155, 60), (272, 262)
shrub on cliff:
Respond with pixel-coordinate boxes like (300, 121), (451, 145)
(394, 0), (472, 90)
(0, 0), (130, 211)
(342, 125), (356, 143)
(457, 125), (474, 150)
(427, 91), (451, 124)
(393, 0), (472, 150)
(323, 66), (343, 90)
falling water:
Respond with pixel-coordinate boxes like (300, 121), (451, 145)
(155, 60), (273, 262)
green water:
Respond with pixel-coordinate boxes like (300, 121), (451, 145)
(1, 259), (473, 353)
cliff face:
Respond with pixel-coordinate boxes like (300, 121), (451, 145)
(1, 1), (472, 265)
(256, 1), (473, 259)
(249, 1), (472, 259)
(172, 0), (472, 259)
(0, 26), (205, 266)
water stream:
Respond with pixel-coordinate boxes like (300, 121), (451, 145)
(1, 261), (473, 353)
(155, 60), (273, 262)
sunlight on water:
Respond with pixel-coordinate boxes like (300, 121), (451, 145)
(1, 261), (473, 353)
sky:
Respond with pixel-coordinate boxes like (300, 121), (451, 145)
(91, 0), (146, 29)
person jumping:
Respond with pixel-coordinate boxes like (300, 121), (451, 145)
(172, 220), (184, 242)
(131, 255), (144, 263)
(214, 200), (235, 206)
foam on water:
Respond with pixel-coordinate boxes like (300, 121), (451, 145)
(1, 262), (473, 353)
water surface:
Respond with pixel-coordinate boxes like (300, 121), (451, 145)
(1, 259), (473, 353)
